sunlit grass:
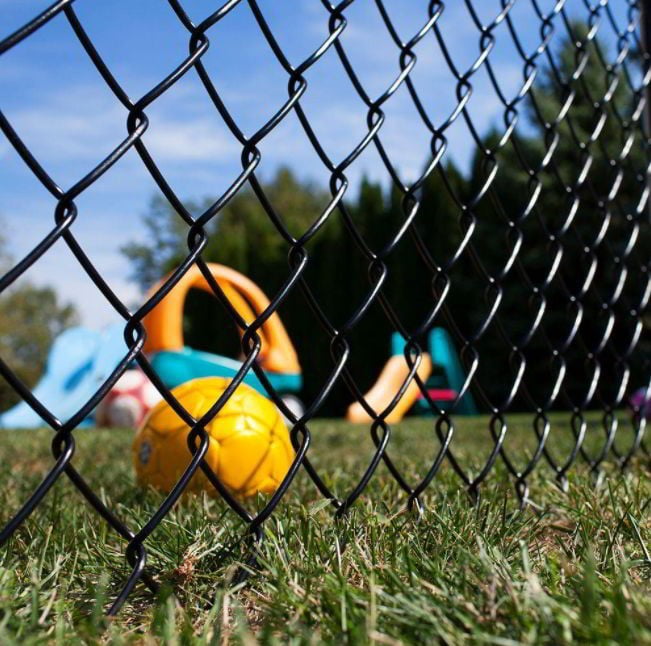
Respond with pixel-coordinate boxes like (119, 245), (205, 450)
(0, 416), (649, 644)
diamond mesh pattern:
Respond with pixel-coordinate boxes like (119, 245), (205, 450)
(1, 0), (649, 614)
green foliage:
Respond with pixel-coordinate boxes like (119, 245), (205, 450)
(122, 162), (468, 414)
(121, 26), (649, 414)
(0, 236), (78, 411)
(467, 23), (651, 407)
(0, 417), (649, 643)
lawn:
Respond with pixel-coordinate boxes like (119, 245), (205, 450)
(0, 415), (649, 644)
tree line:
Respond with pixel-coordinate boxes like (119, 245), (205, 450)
(0, 237), (78, 411)
(122, 28), (649, 416)
(2, 26), (644, 417)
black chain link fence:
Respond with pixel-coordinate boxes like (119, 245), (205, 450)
(1, 0), (650, 615)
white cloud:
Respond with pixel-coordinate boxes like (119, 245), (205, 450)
(2, 84), (240, 166)
(143, 116), (239, 162)
(1, 86), (126, 162)
(0, 2), (528, 329)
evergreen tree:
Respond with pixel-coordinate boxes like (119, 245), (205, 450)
(121, 23), (648, 414)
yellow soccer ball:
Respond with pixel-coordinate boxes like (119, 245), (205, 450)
(132, 377), (294, 498)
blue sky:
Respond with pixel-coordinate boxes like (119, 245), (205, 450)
(0, 0), (632, 327)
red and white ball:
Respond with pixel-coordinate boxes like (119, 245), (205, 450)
(96, 369), (162, 429)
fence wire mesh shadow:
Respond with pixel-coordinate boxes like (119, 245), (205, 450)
(1, 0), (650, 615)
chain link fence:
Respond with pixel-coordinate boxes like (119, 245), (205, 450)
(1, 0), (650, 614)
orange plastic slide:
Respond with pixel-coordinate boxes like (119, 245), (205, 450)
(346, 353), (433, 424)
(142, 263), (299, 375)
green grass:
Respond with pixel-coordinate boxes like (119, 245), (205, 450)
(0, 416), (649, 644)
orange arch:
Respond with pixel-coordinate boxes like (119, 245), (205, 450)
(142, 263), (300, 374)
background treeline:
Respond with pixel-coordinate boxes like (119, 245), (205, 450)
(123, 28), (650, 416)
(0, 236), (78, 410)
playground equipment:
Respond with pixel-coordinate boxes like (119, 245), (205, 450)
(0, 324), (129, 429)
(415, 328), (476, 416)
(95, 368), (161, 429)
(0, 265), (302, 429)
(142, 263), (303, 413)
(346, 329), (476, 424)
(347, 342), (432, 425)
(133, 377), (293, 496)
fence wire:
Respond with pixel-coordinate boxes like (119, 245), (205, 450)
(0, 0), (650, 614)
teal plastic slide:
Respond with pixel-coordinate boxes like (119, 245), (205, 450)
(395, 328), (476, 415)
(427, 328), (476, 415)
(150, 347), (302, 396)
(0, 324), (130, 429)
